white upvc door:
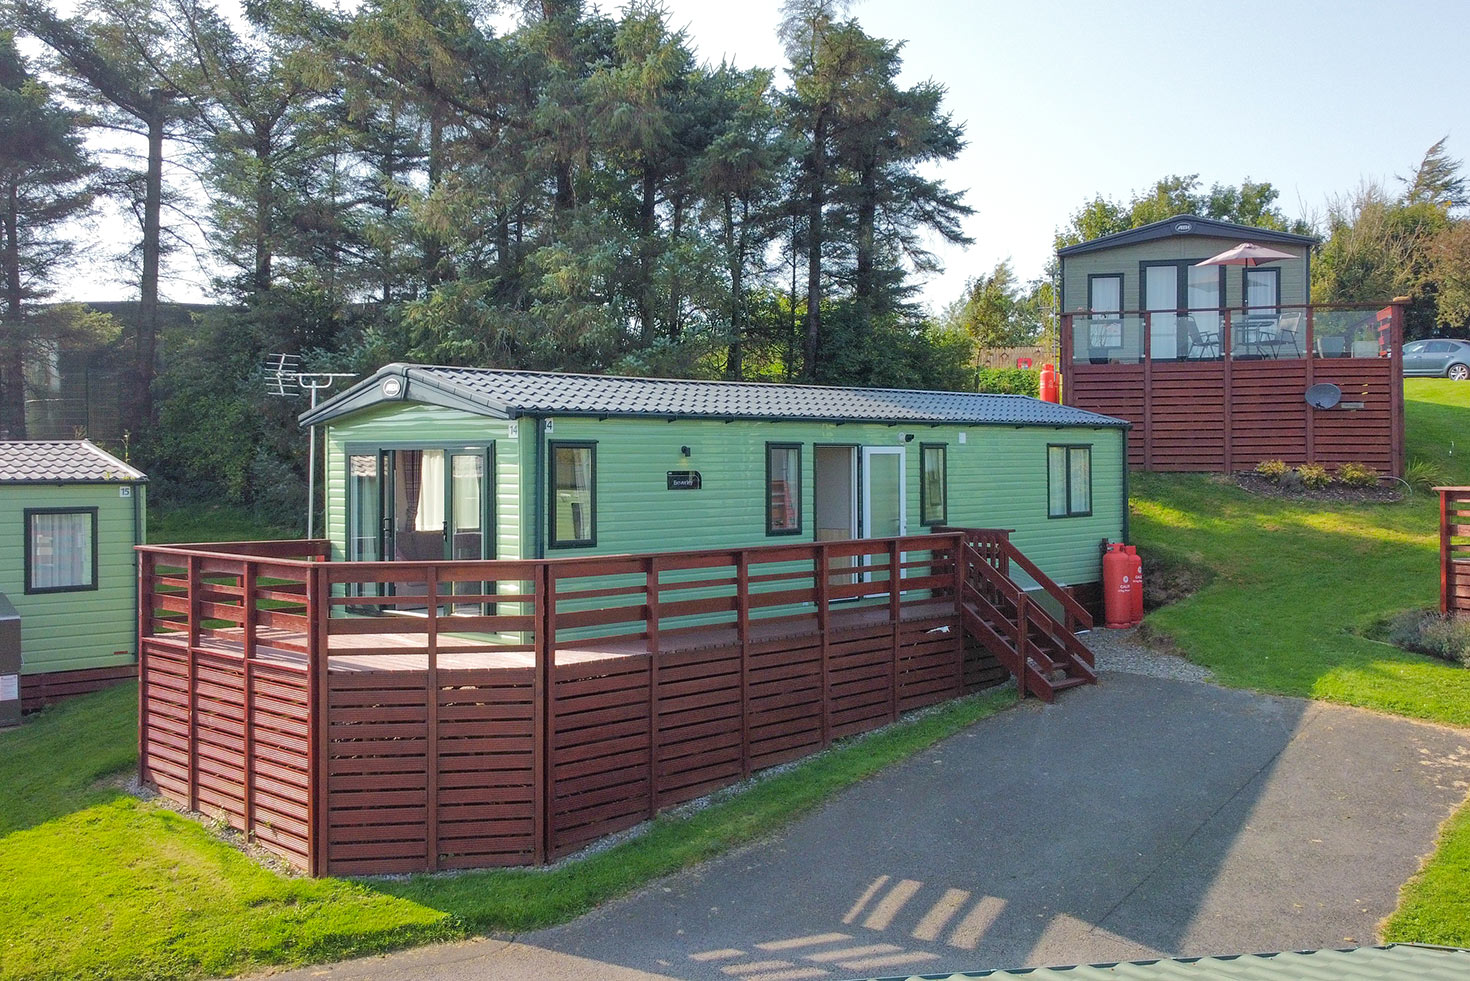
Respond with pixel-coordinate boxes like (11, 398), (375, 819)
(861, 446), (906, 539)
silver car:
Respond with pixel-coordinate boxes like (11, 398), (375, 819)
(1403, 338), (1470, 380)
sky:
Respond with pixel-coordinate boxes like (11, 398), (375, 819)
(45, 0), (1470, 316)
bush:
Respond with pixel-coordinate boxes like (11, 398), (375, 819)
(1387, 609), (1470, 666)
(1405, 457), (1450, 494)
(1254, 459), (1289, 482)
(973, 367), (1040, 397)
(1336, 462), (1380, 487)
(1296, 463), (1331, 489)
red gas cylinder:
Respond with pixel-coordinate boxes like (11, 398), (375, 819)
(1125, 545), (1144, 624)
(1103, 543), (1134, 629)
(1038, 363), (1059, 403)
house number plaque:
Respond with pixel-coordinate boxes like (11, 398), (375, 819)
(667, 471), (702, 490)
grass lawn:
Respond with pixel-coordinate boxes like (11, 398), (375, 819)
(1133, 379), (1470, 725)
(0, 676), (1010, 981)
(1132, 377), (1470, 944)
(148, 504), (297, 545)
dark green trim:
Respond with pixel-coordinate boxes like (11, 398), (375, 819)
(24, 507), (99, 595)
(1046, 444), (1093, 519)
(765, 442), (803, 537)
(919, 443), (947, 527)
(548, 440), (597, 549)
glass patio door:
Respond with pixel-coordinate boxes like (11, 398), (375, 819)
(861, 447), (905, 585)
(1144, 265), (1179, 360)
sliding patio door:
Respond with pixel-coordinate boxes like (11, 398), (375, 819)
(1145, 261), (1222, 360)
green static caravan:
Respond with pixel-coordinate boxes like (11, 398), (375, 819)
(0, 441), (146, 711)
(303, 366), (1130, 613)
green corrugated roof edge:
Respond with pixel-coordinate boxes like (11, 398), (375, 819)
(866, 944), (1470, 981)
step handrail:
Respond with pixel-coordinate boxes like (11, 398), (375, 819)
(937, 527), (1093, 633)
(959, 540), (1095, 672)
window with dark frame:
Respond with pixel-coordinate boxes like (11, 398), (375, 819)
(1244, 267), (1280, 314)
(549, 441), (596, 548)
(1087, 274), (1123, 348)
(1047, 445), (1092, 518)
(920, 444), (947, 526)
(766, 443), (802, 535)
(25, 507), (98, 593)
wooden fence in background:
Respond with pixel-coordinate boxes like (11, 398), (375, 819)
(138, 534), (1007, 875)
(1440, 488), (1470, 617)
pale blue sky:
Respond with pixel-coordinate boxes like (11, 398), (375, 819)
(53, 0), (1470, 315)
(666, 0), (1470, 311)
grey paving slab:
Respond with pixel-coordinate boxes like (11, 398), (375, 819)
(256, 674), (1470, 981)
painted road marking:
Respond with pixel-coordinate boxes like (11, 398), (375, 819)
(842, 875), (890, 924)
(911, 887), (971, 941)
(862, 879), (922, 930)
(743, 970), (829, 981)
(721, 961), (793, 974)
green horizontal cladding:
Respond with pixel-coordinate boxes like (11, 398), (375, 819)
(543, 416), (1124, 589)
(0, 482), (144, 675)
(324, 402), (524, 564)
(1061, 234), (1309, 313)
(324, 403), (1125, 594)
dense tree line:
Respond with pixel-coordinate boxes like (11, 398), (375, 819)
(1, 0), (1465, 520)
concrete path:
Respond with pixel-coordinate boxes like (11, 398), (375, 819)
(259, 673), (1470, 981)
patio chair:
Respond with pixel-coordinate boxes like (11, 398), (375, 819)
(1183, 316), (1220, 360)
(1257, 311), (1302, 358)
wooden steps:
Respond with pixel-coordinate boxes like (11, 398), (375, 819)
(954, 538), (1098, 703)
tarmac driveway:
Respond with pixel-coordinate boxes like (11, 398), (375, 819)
(263, 672), (1470, 981)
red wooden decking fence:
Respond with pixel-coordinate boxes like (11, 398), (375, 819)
(1439, 488), (1470, 617)
(1061, 303), (1405, 475)
(138, 534), (1020, 875)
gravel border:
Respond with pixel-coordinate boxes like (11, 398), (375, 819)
(1083, 624), (1214, 683)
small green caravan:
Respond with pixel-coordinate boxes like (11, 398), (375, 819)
(302, 366), (1129, 605)
(0, 440), (146, 706)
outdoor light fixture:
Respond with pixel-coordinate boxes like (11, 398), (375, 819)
(680, 445), (691, 457)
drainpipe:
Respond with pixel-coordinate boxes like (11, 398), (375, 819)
(132, 481), (143, 663)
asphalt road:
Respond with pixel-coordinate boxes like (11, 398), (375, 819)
(258, 672), (1470, 981)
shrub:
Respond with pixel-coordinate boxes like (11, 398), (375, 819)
(973, 367), (1040, 397)
(1336, 462), (1380, 487)
(1387, 609), (1470, 667)
(1405, 457), (1450, 494)
(1254, 459), (1288, 482)
(1296, 463), (1331, 489)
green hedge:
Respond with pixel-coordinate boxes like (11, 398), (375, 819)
(974, 367), (1040, 397)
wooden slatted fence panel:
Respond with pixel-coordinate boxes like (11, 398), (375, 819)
(654, 646), (744, 807)
(1066, 351), (1400, 475)
(746, 634), (824, 771)
(897, 616), (965, 713)
(326, 672), (430, 875)
(435, 668), (537, 869)
(1442, 489), (1470, 617)
(549, 657), (652, 859)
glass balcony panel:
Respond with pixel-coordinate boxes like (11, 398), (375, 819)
(1072, 314), (1145, 364)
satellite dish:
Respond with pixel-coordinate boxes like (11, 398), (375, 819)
(1305, 383), (1342, 410)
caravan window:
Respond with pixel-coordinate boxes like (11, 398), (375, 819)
(550, 442), (596, 548)
(766, 443), (802, 535)
(26, 508), (98, 593)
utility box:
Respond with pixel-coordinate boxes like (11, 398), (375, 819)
(0, 592), (19, 728)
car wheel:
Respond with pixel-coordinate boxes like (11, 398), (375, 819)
(1450, 363), (1470, 381)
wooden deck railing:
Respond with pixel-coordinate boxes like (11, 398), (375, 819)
(1438, 488), (1470, 616)
(137, 532), (1019, 874)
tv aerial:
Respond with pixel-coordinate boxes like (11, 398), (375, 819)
(264, 354), (357, 539)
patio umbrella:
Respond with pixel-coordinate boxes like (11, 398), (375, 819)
(1194, 242), (1296, 267)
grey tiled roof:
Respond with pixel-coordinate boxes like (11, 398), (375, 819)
(302, 364), (1128, 429)
(880, 944), (1470, 981)
(0, 440), (146, 483)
